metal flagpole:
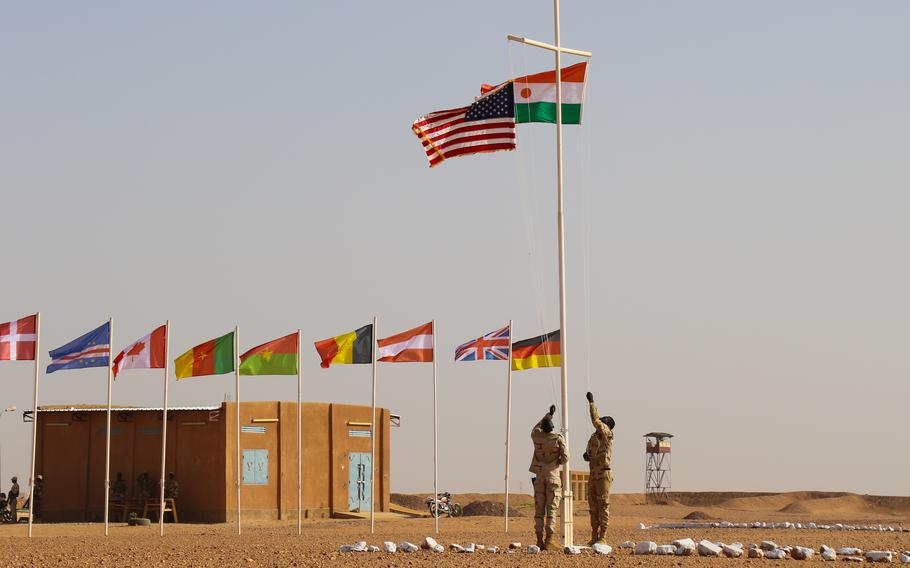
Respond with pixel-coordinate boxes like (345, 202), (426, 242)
(507, 1), (591, 546)
(552, 0), (575, 546)
(432, 319), (438, 534)
(296, 328), (302, 536)
(103, 317), (114, 537)
(235, 325), (241, 535)
(27, 312), (41, 538)
(159, 321), (170, 537)
(369, 316), (378, 534)
(504, 320), (513, 532)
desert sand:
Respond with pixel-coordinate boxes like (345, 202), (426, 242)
(1, 492), (907, 567)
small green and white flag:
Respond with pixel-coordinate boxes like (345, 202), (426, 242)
(483, 61), (588, 124)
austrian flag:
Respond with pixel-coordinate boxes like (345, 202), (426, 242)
(0, 314), (37, 361)
(377, 322), (434, 363)
(113, 325), (167, 378)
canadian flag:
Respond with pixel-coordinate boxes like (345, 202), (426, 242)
(113, 324), (167, 378)
(0, 315), (37, 361)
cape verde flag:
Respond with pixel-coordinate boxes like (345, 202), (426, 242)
(454, 325), (510, 362)
(47, 322), (110, 373)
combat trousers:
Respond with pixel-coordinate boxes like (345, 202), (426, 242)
(533, 473), (562, 533)
(587, 470), (612, 535)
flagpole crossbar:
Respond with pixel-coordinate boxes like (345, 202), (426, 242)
(506, 35), (592, 58)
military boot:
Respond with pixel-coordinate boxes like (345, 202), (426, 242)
(593, 527), (607, 545)
(542, 527), (555, 551)
(535, 530), (545, 549)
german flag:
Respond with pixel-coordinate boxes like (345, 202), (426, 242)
(511, 330), (560, 371)
(314, 324), (373, 368)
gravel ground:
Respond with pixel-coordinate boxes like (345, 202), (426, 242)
(1, 503), (907, 568)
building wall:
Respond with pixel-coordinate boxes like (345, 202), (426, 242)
(37, 401), (390, 522)
(37, 407), (224, 522)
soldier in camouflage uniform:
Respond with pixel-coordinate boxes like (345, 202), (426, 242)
(583, 391), (614, 546)
(164, 473), (179, 500)
(529, 404), (568, 550)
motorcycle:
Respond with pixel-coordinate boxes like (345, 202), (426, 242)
(426, 491), (462, 518)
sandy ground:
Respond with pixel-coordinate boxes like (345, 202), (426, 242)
(1, 494), (908, 567)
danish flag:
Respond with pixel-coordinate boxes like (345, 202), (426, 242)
(0, 314), (38, 361)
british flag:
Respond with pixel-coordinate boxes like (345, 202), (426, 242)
(454, 325), (511, 362)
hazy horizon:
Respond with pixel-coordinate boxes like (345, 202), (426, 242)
(2, 1), (908, 499)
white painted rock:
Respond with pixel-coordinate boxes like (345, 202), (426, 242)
(527, 545), (541, 554)
(866, 551), (894, 563)
(399, 542), (419, 553)
(619, 540), (636, 549)
(564, 546), (582, 555)
(422, 537), (439, 550)
(656, 545), (677, 555)
(844, 556), (865, 562)
(367, 546), (380, 553)
(463, 543), (476, 553)
(820, 545), (836, 561)
(383, 542), (397, 553)
(765, 549), (788, 559)
(593, 543), (613, 555)
(748, 547), (765, 559)
(898, 553), (910, 564)
(639, 522), (649, 529)
(431, 544), (444, 553)
(509, 542), (521, 550)
(792, 546), (815, 560)
(808, 522), (818, 529)
(340, 541), (367, 552)
(475, 545), (485, 551)
(723, 544), (744, 558)
(448, 544), (464, 553)
(698, 540), (723, 557)
(762, 541), (780, 551)
(486, 546), (499, 554)
(674, 538), (697, 556)
(841, 548), (865, 556)
(636, 541), (658, 555)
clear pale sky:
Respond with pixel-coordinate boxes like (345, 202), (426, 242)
(2, 1), (908, 497)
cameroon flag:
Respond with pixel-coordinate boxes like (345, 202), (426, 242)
(314, 324), (372, 368)
(175, 331), (234, 379)
(239, 332), (298, 376)
(511, 330), (560, 371)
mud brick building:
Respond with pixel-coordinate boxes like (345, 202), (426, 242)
(34, 401), (391, 522)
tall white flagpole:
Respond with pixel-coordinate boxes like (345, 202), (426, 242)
(369, 316), (378, 534)
(235, 325), (241, 535)
(158, 321), (170, 537)
(103, 317), (114, 536)
(296, 328), (302, 536)
(553, 0), (574, 547)
(504, 320), (513, 532)
(432, 319), (439, 534)
(27, 312), (41, 538)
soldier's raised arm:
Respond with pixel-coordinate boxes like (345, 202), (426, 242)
(532, 404), (557, 435)
(586, 392), (611, 440)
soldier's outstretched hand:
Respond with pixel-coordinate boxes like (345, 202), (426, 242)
(586, 391), (594, 403)
(549, 404), (556, 416)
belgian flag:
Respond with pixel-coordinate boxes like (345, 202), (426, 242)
(314, 324), (373, 368)
(511, 330), (560, 371)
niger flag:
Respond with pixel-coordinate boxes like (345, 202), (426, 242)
(314, 324), (373, 368)
(175, 331), (234, 379)
(511, 330), (560, 371)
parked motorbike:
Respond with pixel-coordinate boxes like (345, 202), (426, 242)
(425, 491), (462, 518)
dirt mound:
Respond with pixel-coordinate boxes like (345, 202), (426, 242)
(462, 500), (522, 518)
(683, 510), (713, 520)
(390, 493), (426, 512)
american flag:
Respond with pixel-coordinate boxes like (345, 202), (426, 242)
(412, 82), (516, 168)
(454, 325), (511, 362)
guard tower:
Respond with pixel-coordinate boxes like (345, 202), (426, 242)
(644, 432), (673, 504)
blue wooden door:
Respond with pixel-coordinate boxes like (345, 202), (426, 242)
(347, 452), (371, 511)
